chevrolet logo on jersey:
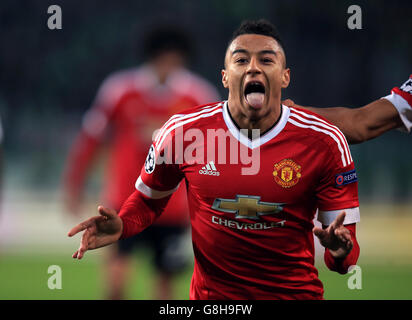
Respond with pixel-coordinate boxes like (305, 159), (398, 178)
(212, 195), (284, 220)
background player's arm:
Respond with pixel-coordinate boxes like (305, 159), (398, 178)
(62, 76), (119, 215)
(305, 99), (402, 144)
(63, 132), (103, 215)
(285, 75), (412, 144)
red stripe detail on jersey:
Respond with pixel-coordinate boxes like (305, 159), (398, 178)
(290, 108), (352, 165)
(155, 104), (223, 150)
(288, 117), (348, 167)
(290, 108), (351, 162)
(154, 103), (223, 146)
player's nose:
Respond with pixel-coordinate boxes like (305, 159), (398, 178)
(246, 56), (261, 75)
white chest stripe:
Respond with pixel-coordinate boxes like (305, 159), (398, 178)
(289, 112), (352, 164)
(290, 108), (352, 163)
(288, 118), (348, 167)
(154, 103), (223, 147)
(156, 108), (223, 151)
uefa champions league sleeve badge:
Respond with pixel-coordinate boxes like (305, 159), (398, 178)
(145, 145), (156, 174)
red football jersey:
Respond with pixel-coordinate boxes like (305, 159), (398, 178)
(136, 101), (360, 299)
(64, 65), (220, 225)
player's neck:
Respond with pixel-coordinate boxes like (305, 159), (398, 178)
(227, 99), (282, 139)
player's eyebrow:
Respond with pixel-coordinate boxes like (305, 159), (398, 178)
(260, 50), (277, 56)
(231, 49), (248, 56)
(231, 49), (278, 56)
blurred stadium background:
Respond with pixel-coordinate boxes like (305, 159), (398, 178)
(0, 0), (411, 299)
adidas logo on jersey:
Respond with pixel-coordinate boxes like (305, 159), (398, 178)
(199, 161), (220, 176)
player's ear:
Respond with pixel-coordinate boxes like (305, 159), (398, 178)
(221, 69), (229, 89)
(281, 68), (290, 89)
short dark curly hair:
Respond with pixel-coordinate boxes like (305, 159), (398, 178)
(143, 25), (193, 61)
(230, 19), (285, 51)
(225, 19), (286, 67)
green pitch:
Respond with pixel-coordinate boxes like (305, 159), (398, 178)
(1, 251), (411, 300)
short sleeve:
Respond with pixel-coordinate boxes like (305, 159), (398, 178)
(315, 138), (360, 226)
(136, 119), (184, 199)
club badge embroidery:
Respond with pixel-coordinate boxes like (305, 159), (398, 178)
(273, 159), (302, 188)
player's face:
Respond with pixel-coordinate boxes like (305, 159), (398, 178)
(152, 50), (186, 83)
(222, 34), (290, 120)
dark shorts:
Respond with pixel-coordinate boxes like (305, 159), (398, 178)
(116, 225), (190, 274)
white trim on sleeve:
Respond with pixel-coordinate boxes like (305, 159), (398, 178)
(317, 207), (360, 226)
(382, 93), (412, 133)
(135, 176), (179, 199)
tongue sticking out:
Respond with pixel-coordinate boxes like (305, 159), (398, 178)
(246, 92), (265, 109)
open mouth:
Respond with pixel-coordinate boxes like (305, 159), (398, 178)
(244, 82), (265, 95)
(244, 81), (265, 109)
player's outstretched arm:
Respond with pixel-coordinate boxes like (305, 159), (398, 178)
(67, 206), (123, 259)
(313, 212), (353, 259)
(303, 99), (402, 145)
(306, 99), (402, 144)
(284, 75), (412, 144)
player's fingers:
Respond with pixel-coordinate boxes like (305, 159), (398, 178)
(331, 212), (346, 230)
(80, 229), (90, 250)
(87, 235), (96, 249)
(77, 250), (84, 260)
(334, 227), (351, 243)
(313, 227), (327, 240)
(67, 217), (96, 237)
(77, 229), (90, 259)
(77, 246), (86, 260)
(72, 250), (78, 259)
(98, 206), (118, 219)
(346, 239), (353, 250)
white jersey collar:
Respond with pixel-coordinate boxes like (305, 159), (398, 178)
(222, 100), (290, 149)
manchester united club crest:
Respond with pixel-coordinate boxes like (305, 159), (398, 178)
(273, 159), (302, 188)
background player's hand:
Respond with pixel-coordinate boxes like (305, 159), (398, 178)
(281, 99), (295, 107)
(313, 211), (353, 259)
(67, 206), (123, 259)
(282, 98), (307, 110)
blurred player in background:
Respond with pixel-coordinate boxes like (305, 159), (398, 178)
(63, 25), (220, 299)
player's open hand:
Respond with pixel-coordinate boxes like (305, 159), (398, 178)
(67, 206), (123, 259)
(313, 211), (353, 259)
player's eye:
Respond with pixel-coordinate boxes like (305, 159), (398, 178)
(261, 57), (274, 64)
(235, 58), (248, 64)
